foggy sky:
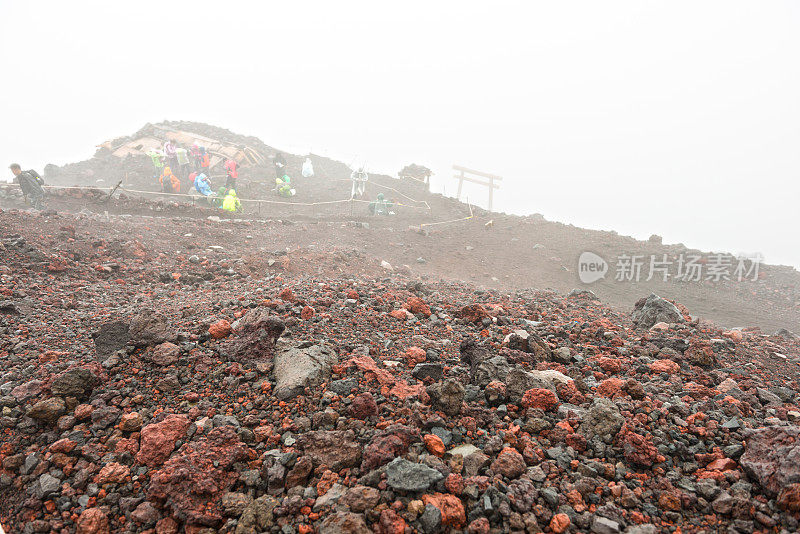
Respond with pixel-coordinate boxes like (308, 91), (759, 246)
(2, 1), (798, 267)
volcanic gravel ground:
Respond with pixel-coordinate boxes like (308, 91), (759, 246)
(2, 184), (798, 335)
(1, 207), (800, 533)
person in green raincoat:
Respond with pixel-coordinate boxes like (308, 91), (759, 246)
(222, 189), (242, 212)
(368, 193), (394, 215)
(211, 186), (227, 208)
(147, 149), (165, 180)
(275, 174), (296, 197)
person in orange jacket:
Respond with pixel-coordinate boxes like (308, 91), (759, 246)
(160, 166), (181, 194)
(224, 159), (238, 189)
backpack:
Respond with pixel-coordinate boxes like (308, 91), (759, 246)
(26, 169), (45, 186)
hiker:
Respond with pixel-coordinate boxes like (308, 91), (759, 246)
(224, 159), (238, 189)
(275, 174), (296, 197)
(147, 149), (165, 179)
(368, 192), (394, 215)
(302, 157), (314, 178)
(273, 152), (287, 178)
(9, 164), (45, 209)
(190, 144), (203, 169)
(209, 186), (227, 207)
(176, 146), (190, 177)
(222, 188), (242, 212)
(164, 140), (178, 171)
(160, 166), (181, 194)
(199, 146), (211, 173)
(193, 172), (213, 196)
(350, 166), (368, 198)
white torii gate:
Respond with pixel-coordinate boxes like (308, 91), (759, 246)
(452, 165), (502, 211)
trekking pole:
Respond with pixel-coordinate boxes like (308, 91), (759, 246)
(103, 180), (124, 203)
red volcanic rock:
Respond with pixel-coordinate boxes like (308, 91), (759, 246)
(565, 433), (588, 452)
(340, 485), (381, 513)
(130, 501), (159, 524)
(115, 437), (139, 455)
(378, 509), (407, 534)
(129, 309), (176, 346)
(316, 470), (339, 496)
(74, 404), (94, 420)
(623, 378), (645, 400)
(685, 339), (716, 367)
(549, 513), (570, 534)
(148, 342), (179, 366)
(706, 458), (737, 471)
(136, 414), (190, 467)
(209, 319), (232, 339)
(422, 493), (466, 529)
(389, 309), (409, 320)
(49, 438), (77, 454)
(521, 388), (559, 411)
(363, 425), (420, 470)
(119, 412), (143, 432)
(11, 379), (42, 401)
(423, 434), (446, 457)
(148, 426), (248, 527)
(618, 425), (659, 467)
(466, 517), (490, 534)
(597, 357), (622, 374)
(350, 392), (378, 419)
(597, 377), (626, 398)
(95, 462), (130, 485)
(155, 517), (179, 534)
(556, 380), (585, 405)
(740, 426), (800, 496)
(224, 308), (285, 362)
(278, 287), (295, 302)
(405, 297), (431, 317)
(444, 473), (465, 495)
(300, 306), (314, 320)
(658, 490), (682, 511)
(459, 304), (489, 323)
(403, 346), (427, 368)
(650, 359), (679, 374)
(76, 507), (110, 534)
(777, 483), (800, 513)
(319, 511), (370, 534)
(285, 456), (313, 489)
(491, 447), (526, 479)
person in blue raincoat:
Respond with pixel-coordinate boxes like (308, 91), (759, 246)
(193, 172), (213, 196)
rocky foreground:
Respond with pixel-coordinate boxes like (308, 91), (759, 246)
(1, 208), (800, 534)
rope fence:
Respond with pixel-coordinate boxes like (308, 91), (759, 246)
(0, 182), (475, 228)
(419, 201), (474, 228)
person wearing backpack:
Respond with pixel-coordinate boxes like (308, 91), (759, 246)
(224, 159), (238, 190)
(9, 164), (45, 209)
(302, 157), (314, 178)
(159, 166), (181, 194)
(350, 166), (368, 198)
(273, 152), (287, 178)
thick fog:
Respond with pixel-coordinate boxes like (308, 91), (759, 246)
(2, 1), (798, 267)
